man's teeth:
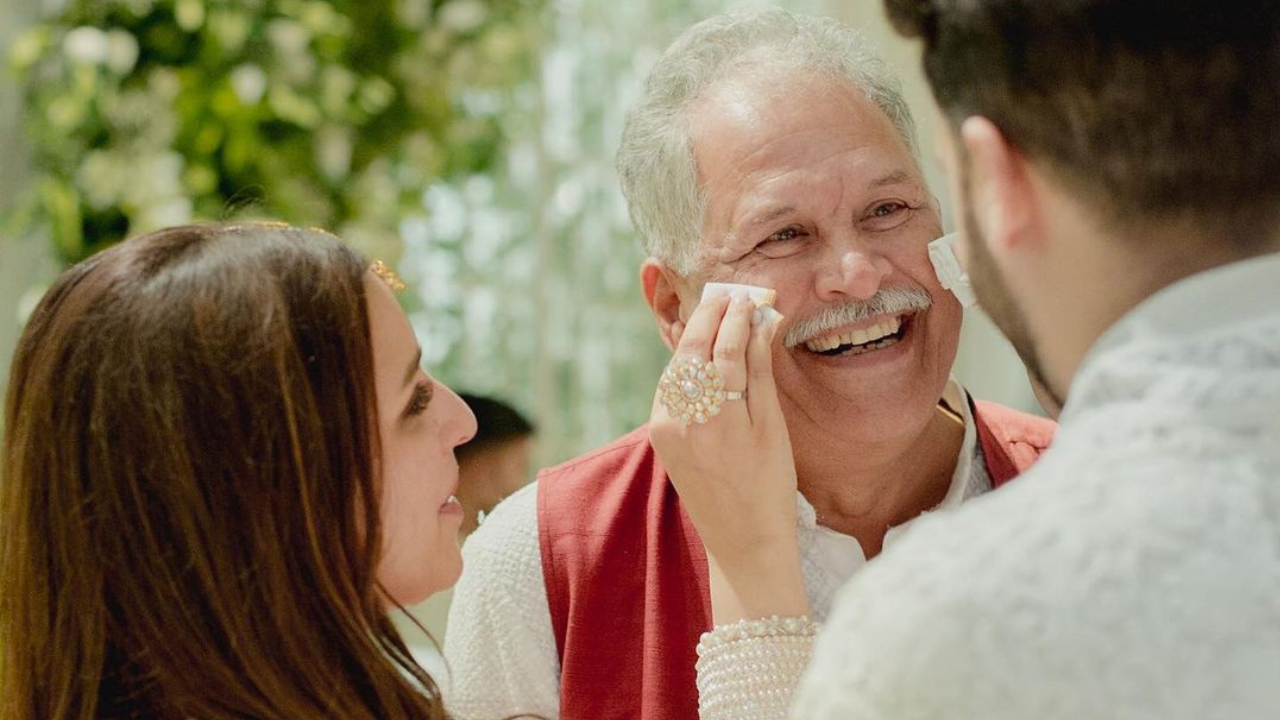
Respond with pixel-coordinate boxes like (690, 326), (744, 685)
(804, 317), (902, 352)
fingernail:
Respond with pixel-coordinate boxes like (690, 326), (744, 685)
(752, 308), (763, 326)
(757, 305), (784, 327)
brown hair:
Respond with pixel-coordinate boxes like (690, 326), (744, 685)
(1, 224), (445, 719)
(885, 0), (1280, 248)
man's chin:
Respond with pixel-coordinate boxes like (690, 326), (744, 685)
(780, 367), (944, 429)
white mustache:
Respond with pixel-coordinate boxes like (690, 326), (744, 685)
(783, 287), (932, 348)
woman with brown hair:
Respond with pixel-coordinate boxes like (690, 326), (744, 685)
(0, 222), (476, 719)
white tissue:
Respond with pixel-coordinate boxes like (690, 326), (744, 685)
(701, 282), (783, 325)
(927, 232), (977, 308)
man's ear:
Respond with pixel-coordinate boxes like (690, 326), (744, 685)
(641, 258), (688, 352)
(959, 116), (1039, 255)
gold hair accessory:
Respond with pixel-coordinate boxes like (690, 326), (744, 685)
(370, 259), (406, 293)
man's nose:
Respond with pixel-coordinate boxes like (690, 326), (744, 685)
(815, 243), (892, 301)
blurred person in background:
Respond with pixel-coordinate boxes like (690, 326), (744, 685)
(0, 223), (479, 720)
(455, 393), (536, 539)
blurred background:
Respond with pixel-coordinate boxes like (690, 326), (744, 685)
(0, 0), (1039, 650)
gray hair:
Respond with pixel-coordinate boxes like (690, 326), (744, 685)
(616, 7), (920, 275)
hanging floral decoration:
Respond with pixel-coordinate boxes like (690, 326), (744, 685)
(10, 0), (541, 263)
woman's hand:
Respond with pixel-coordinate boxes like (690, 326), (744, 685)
(650, 290), (808, 622)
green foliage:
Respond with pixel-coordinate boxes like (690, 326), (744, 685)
(10, 0), (542, 264)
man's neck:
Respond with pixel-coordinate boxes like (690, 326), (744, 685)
(1036, 225), (1280, 400)
(794, 408), (964, 558)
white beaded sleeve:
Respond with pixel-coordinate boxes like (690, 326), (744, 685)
(695, 616), (818, 720)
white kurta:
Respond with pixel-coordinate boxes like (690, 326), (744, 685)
(443, 381), (990, 719)
(788, 253), (1280, 719)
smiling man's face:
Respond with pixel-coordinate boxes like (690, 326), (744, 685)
(681, 69), (960, 445)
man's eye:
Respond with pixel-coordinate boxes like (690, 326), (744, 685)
(862, 201), (916, 232)
(870, 202), (907, 218)
(761, 227), (802, 246)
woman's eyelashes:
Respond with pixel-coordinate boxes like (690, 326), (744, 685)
(405, 380), (433, 418)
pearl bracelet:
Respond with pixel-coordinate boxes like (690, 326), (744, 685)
(696, 614), (819, 655)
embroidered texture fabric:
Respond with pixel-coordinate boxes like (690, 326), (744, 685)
(444, 483), (560, 720)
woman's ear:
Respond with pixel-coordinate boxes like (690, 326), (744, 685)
(641, 259), (689, 352)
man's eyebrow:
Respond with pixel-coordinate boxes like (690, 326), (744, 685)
(746, 205), (798, 229)
(404, 348), (422, 388)
(868, 170), (915, 188)
(727, 205), (798, 245)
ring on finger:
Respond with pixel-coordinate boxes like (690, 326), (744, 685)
(658, 356), (746, 425)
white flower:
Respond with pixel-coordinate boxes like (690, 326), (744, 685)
(230, 64), (268, 105)
(62, 26), (109, 66)
(105, 29), (139, 75)
(174, 0), (206, 32)
(438, 0), (489, 33)
(138, 196), (194, 231)
(147, 67), (182, 101)
(316, 125), (353, 180)
(422, 185), (468, 239)
(76, 151), (126, 210)
(319, 64), (357, 114)
(267, 18), (311, 57)
(122, 151), (187, 212)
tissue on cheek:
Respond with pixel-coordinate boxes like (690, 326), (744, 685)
(701, 282), (784, 324)
(927, 232), (977, 307)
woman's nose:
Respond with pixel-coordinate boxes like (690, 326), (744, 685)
(441, 384), (478, 447)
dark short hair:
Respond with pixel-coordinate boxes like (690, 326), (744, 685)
(456, 393), (535, 460)
(885, 0), (1280, 247)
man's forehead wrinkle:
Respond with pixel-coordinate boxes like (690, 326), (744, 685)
(869, 170), (915, 188)
(745, 204), (800, 230)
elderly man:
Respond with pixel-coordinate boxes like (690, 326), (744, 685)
(444, 9), (1053, 720)
(669, 1), (1280, 719)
